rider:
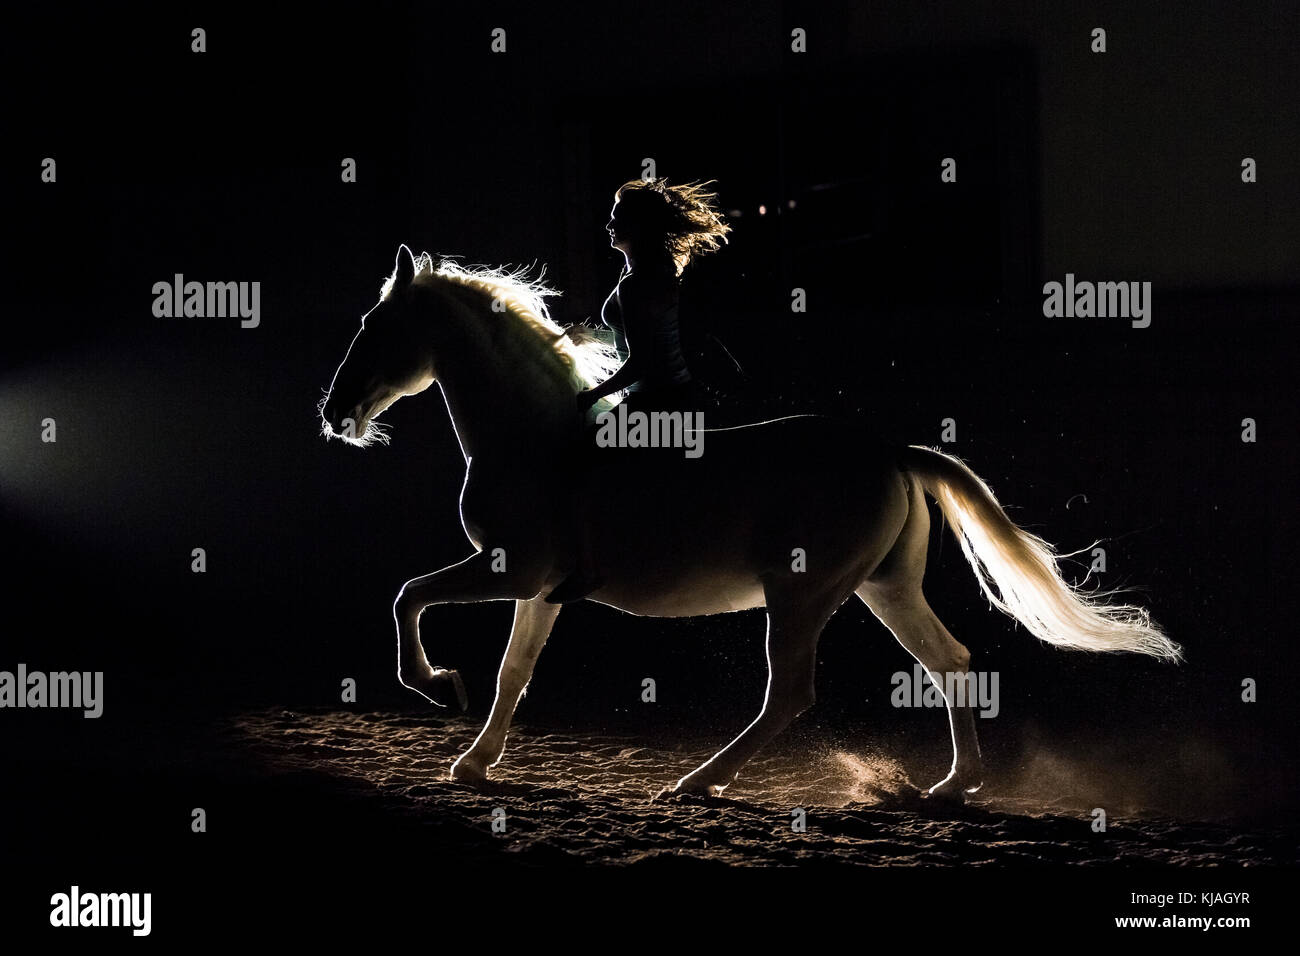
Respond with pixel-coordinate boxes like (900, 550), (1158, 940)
(544, 177), (731, 603)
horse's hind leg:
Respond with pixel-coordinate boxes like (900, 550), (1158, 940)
(670, 577), (846, 797)
(857, 477), (983, 801)
(861, 591), (983, 800)
(450, 597), (560, 783)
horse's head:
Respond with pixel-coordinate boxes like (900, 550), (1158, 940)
(321, 245), (436, 446)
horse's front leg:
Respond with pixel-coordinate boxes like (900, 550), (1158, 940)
(394, 549), (548, 710)
(450, 597), (561, 782)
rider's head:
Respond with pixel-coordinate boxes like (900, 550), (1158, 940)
(607, 178), (732, 276)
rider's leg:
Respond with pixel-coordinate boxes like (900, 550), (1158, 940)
(544, 416), (605, 604)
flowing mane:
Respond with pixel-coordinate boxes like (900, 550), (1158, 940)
(384, 252), (621, 395)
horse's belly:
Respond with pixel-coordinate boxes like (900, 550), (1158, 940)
(591, 574), (767, 618)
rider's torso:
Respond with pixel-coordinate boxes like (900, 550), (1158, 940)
(601, 270), (691, 393)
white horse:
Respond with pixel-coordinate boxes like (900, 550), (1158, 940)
(320, 246), (1180, 802)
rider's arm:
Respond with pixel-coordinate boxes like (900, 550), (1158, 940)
(583, 352), (644, 404)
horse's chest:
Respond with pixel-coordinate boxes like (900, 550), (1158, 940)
(458, 474), (495, 544)
(458, 464), (551, 545)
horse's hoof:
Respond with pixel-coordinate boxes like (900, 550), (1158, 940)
(401, 667), (469, 712)
(924, 786), (966, 806)
(449, 756), (489, 784)
(656, 775), (728, 801)
(653, 787), (715, 804)
(925, 774), (980, 805)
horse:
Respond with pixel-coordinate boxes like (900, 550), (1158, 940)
(320, 245), (1180, 802)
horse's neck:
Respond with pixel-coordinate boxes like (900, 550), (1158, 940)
(422, 281), (570, 465)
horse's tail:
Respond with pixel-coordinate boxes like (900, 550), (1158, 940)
(898, 445), (1181, 662)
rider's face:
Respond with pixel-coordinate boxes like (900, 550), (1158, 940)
(607, 200), (629, 252)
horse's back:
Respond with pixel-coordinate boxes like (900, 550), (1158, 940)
(600, 412), (902, 503)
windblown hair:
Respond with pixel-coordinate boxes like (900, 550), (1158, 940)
(384, 252), (621, 396)
(614, 178), (731, 276)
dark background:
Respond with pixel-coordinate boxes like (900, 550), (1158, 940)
(1, 0), (1296, 934)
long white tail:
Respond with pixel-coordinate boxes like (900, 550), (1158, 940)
(900, 446), (1181, 662)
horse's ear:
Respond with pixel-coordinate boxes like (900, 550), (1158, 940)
(394, 244), (416, 286)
